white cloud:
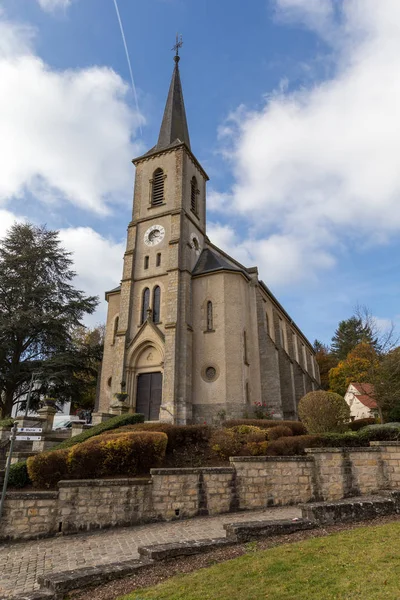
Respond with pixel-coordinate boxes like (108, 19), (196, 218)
(0, 209), (24, 239)
(0, 13), (143, 215)
(215, 0), (400, 287)
(36, 0), (72, 13)
(0, 212), (122, 324)
(59, 227), (124, 324)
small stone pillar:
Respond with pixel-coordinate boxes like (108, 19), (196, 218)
(37, 405), (57, 433)
(91, 412), (114, 426)
(109, 401), (129, 416)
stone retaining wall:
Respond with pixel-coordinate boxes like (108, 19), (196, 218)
(1, 442), (400, 541)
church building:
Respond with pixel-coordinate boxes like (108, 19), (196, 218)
(97, 50), (320, 424)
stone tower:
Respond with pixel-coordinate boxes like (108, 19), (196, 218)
(97, 50), (320, 425)
(98, 52), (209, 424)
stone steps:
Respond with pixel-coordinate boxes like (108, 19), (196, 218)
(23, 494), (400, 600)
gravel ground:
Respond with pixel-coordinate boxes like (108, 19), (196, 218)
(68, 514), (400, 600)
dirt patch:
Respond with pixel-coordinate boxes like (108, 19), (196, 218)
(67, 513), (400, 600)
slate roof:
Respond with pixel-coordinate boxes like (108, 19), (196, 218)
(352, 382), (375, 397)
(105, 285), (121, 300)
(350, 383), (377, 409)
(192, 248), (248, 277)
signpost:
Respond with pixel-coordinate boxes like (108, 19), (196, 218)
(17, 428), (42, 433)
(16, 428), (42, 441)
(0, 422), (18, 520)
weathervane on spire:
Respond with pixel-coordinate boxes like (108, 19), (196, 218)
(172, 33), (183, 62)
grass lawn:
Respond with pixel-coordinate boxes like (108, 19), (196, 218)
(119, 521), (400, 600)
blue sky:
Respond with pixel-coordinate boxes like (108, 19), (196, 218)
(1, 0), (400, 345)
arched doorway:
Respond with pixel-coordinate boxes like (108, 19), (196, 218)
(127, 342), (164, 421)
(136, 372), (163, 421)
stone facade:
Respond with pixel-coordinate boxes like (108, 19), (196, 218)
(2, 442), (400, 541)
(97, 55), (320, 425)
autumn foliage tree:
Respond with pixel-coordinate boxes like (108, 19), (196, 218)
(329, 342), (379, 397)
(313, 340), (338, 390)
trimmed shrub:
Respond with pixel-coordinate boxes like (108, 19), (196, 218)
(358, 423), (400, 443)
(27, 449), (69, 488)
(318, 432), (365, 448)
(109, 423), (211, 454)
(7, 461), (29, 488)
(298, 391), (350, 433)
(267, 425), (293, 441)
(0, 418), (14, 428)
(210, 426), (266, 460)
(266, 435), (321, 456)
(223, 419), (307, 436)
(349, 418), (378, 431)
(7, 412), (145, 488)
(53, 412), (145, 451)
(67, 431), (168, 480)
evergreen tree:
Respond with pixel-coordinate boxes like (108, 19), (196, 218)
(313, 339), (338, 390)
(0, 223), (98, 418)
(331, 316), (377, 361)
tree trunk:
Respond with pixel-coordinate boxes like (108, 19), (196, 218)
(3, 387), (15, 419)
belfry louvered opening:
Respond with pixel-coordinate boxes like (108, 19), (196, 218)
(152, 168), (165, 206)
(190, 176), (197, 213)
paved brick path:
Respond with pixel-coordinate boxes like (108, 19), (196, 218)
(0, 506), (300, 598)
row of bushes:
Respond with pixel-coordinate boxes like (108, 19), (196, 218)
(223, 419), (307, 436)
(107, 422), (212, 454)
(211, 423), (400, 459)
(8, 412), (145, 488)
(27, 431), (167, 488)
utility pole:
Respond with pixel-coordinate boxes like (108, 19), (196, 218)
(0, 422), (17, 520)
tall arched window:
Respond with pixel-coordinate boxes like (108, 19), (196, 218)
(152, 168), (164, 206)
(141, 288), (150, 324)
(207, 301), (213, 331)
(190, 176), (198, 214)
(112, 316), (119, 344)
(153, 286), (161, 323)
(244, 330), (249, 365)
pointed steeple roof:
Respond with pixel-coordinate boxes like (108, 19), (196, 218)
(156, 55), (191, 152)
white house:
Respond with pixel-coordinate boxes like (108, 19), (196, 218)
(345, 382), (378, 420)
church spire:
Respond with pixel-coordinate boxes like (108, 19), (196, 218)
(156, 36), (191, 151)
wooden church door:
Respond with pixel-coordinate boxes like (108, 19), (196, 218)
(136, 372), (163, 421)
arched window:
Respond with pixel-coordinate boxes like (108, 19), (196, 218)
(207, 301), (213, 331)
(244, 330), (249, 365)
(153, 286), (161, 323)
(156, 253), (161, 267)
(112, 316), (119, 344)
(190, 176), (198, 214)
(152, 168), (164, 206)
(144, 255), (149, 269)
(141, 288), (150, 324)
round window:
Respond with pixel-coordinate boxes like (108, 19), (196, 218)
(205, 367), (216, 380)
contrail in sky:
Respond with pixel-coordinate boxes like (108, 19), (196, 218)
(112, 0), (142, 135)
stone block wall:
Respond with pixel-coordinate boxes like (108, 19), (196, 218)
(1, 443), (400, 541)
(0, 491), (58, 540)
(58, 478), (153, 534)
(151, 467), (236, 519)
(231, 456), (314, 509)
(371, 442), (400, 489)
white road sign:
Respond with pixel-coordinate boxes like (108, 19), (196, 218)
(15, 435), (42, 441)
(17, 427), (42, 433)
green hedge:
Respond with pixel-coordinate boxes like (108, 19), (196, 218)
(0, 418), (14, 428)
(7, 412), (145, 488)
(27, 431), (168, 487)
(109, 423), (211, 453)
(348, 418), (377, 431)
(223, 419), (307, 436)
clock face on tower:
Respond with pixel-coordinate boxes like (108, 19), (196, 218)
(144, 224), (165, 247)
